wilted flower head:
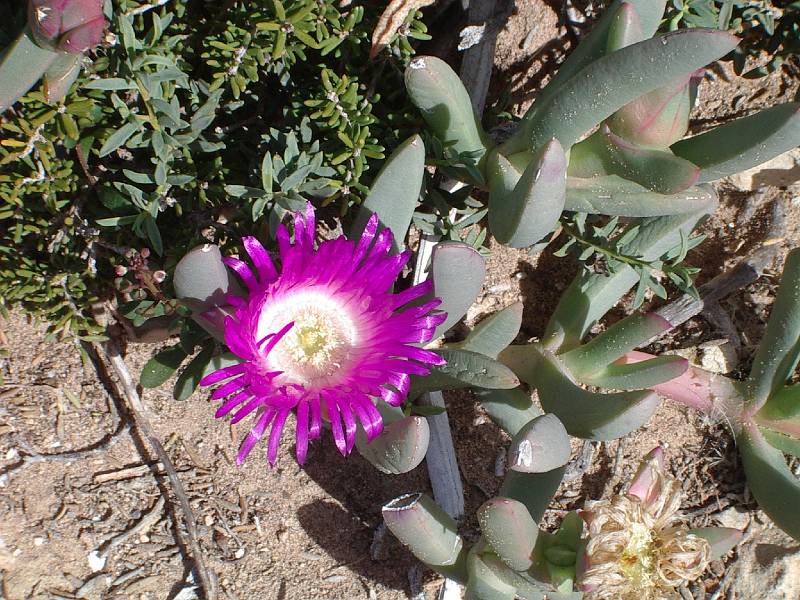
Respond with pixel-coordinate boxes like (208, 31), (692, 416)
(200, 204), (446, 466)
(579, 447), (711, 600)
(29, 0), (107, 54)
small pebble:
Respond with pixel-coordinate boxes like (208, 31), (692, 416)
(234, 547), (245, 559)
(33, 537), (44, 546)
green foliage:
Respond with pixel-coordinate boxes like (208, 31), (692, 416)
(0, 0), (429, 340)
(664, 0), (800, 77)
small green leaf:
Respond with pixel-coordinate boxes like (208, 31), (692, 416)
(140, 345), (188, 388)
(173, 343), (215, 401)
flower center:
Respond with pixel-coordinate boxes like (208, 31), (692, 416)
(620, 522), (657, 590)
(256, 290), (358, 385)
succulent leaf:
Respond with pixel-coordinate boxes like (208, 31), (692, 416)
(356, 410), (430, 474)
(564, 176), (716, 216)
(580, 355), (688, 390)
(501, 345), (659, 439)
(760, 428), (800, 459)
(429, 241), (486, 339)
(757, 384), (800, 422)
(500, 469), (566, 524)
(42, 52), (82, 104)
(478, 497), (539, 571)
(671, 103), (800, 183)
(568, 126), (700, 194)
(508, 413), (571, 473)
(608, 73), (698, 148)
(689, 527), (743, 561)
(476, 387), (542, 437)
(488, 140), (567, 248)
(456, 302), (523, 359)
(605, 2), (645, 52)
(528, 0), (666, 117)
(411, 348), (520, 396)
(480, 552), (583, 600)
(382, 493), (468, 578)
(502, 29), (739, 156)
(748, 248), (800, 407)
(465, 544), (517, 600)
(0, 31), (60, 112)
(351, 134), (425, 252)
(739, 426), (800, 541)
(561, 312), (674, 375)
(404, 56), (493, 172)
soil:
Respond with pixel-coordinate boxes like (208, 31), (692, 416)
(2, 1), (800, 599)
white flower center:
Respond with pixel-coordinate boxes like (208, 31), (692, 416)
(620, 522), (656, 589)
(256, 290), (358, 385)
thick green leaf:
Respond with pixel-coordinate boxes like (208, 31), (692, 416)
(0, 30), (59, 112)
(502, 29), (738, 156)
(481, 552), (582, 600)
(478, 497), (539, 571)
(457, 302), (523, 358)
(564, 176), (715, 216)
(760, 428), (800, 459)
(351, 134), (424, 251)
(671, 103), (800, 183)
(757, 384), (800, 421)
(140, 345), (188, 388)
(561, 313), (673, 374)
(405, 56), (493, 171)
(544, 209), (712, 348)
(508, 413), (571, 473)
(568, 127), (700, 194)
(465, 545), (517, 600)
(356, 415), (430, 474)
(489, 140), (567, 247)
(43, 53), (82, 104)
(608, 75), (694, 149)
(501, 345), (659, 439)
(383, 493), (468, 579)
(411, 348), (520, 396)
(476, 387), (542, 437)
(430, 241), (486, 339)
(739, 426), (800, 541)
(579, 355), (688, 390)
(499, 468), (566, 524)
(526, 0), (666, 117)
(748, 249), (800, 407)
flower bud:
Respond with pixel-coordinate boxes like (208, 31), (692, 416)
(28, 0), (107, 54)
(152, 270), (167, 284)
(114, 265), (128, 276)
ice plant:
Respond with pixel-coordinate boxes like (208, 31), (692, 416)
(579, 448), (710, 600)
(198, 203), (447, 466)
(404, 0), (800, 248)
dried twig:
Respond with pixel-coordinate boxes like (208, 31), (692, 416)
(98, 495), (166, 556)
(92, 338), (218, 600)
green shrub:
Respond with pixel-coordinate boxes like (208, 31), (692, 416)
(0, 0), (429, 340)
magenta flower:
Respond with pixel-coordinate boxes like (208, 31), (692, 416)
(200, 204), (446, 466)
